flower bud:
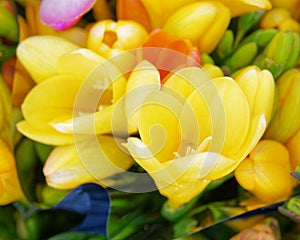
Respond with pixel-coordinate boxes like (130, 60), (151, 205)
(254, 31), (300, 78)
(202, 63), (224, 78)
(163, 1), (231, 53)
(87, 19), (148, 58)
(39, 0), (96, 30)
(260, 8), (300, 33)
(269, 0), (299, 16)
(224, 42), (258, 73)
(230, 217), (281, 240)
(235, 139), (293, 203)
(264, 68), (300, 143)
(286, 127), (300, 171)
(261, 8), (292, 29)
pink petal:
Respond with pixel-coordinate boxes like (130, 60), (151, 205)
(40, 0), (96, 30)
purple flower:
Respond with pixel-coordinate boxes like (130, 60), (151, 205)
(39, 0), (96, 30)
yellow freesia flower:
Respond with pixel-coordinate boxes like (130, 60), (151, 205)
(235, 139), (293, 203)
(15, 35), (137, 188)
(16, 45), (127, 145)
(124, 65), (275, 208)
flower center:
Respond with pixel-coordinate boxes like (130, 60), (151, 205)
(103, 31), (118, 48)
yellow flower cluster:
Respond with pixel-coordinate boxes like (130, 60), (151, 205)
(2, 0), (300, 210)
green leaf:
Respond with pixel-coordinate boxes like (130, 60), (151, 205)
(48, 232), (106, 240)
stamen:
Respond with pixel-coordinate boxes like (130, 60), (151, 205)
(173, 152), (182, 158)
(196, 136), (212, 153)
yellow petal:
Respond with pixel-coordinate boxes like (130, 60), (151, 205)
(233, 66), (275, 124)
(286, 127), (300, 171)
(16, 35), (80, 83)
(140, 0), (197, 28)
(197, 152), (238, 180)
(124, 137), (211, 208)
(52, 103), (116, 135)
(52, 61), (128, 136)
(234, 114), (268, 161)
(138, 90), (184, 163)
(56, 48), (106, 79)
(230, 67), (275, 161)
(18, 75), (84, 145)
(21, 75), (82, 128)
(17, 121), (74, 145)
(179, 83), (213, 151)
(43, 145), (98, 189)
(0, 138), (23, 205)
(57, 27), (88, 47)
(162, 66), (210, 100)
(216, 0), (272, 17)
(115, 20), (148, 49)
(211, 77), (250, 158)
(125, 60), (160, 133)
(44, 135), (134, 189)
(187, 77), (250, 159)
(0, 76), (12, 145)
(0, 169), (23, 205)
(79, 55), (127, 104)
(0, 138), (14, 172)
(197, 2), (231, 53)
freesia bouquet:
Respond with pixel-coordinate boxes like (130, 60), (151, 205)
(1, 0), (300, 239)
